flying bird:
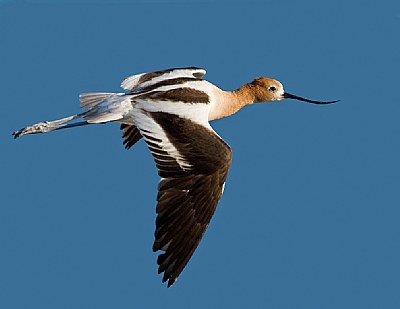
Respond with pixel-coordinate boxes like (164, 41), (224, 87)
(13, 67), (338, 287)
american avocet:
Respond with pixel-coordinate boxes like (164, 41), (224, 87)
(13, 67), (338, 287)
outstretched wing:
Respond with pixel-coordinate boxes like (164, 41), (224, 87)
(121, 67), (206, 92)
(118, 67), (207, 150)
(133, 109), (231, 287)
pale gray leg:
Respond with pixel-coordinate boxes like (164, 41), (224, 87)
(12, 114), (92, 139)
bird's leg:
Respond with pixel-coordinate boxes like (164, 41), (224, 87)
(12, 114), (91, 139)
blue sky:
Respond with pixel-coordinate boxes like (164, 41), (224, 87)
(1, 0), (400, 308)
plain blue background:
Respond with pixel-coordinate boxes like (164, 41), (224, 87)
(1, 0), (399, 308)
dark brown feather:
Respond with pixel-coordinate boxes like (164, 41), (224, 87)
(120, 124), (142, 150)
(143, 112), (231, 287)
(135, 88), (209, 104)
(138, 67), (205, 85)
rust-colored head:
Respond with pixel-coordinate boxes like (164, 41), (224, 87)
(250, 77), (339, 104)
(250, 78), (285, 102)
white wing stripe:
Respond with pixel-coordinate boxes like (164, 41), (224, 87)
(121, 67), (206, 91)
(133, 109), (192, 170)
(136, 69), (205, 90)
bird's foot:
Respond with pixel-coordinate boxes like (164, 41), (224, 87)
(12, 122), (55, 139)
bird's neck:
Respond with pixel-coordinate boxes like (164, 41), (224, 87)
(209, 83), (257, 121)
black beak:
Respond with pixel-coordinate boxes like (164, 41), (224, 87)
(283, 92), (339, 104)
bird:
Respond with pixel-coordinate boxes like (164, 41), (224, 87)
(13, 67), (338, 287)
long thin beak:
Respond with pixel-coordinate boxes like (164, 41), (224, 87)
(283, 92), (339, 104)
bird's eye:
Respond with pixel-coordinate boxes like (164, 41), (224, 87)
(268, 86), (277, 92)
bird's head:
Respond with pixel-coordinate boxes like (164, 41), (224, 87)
(250, 77), (339, 105)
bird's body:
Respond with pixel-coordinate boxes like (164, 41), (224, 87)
(13, 67), (337, 287)
(80, 68), (277, 126)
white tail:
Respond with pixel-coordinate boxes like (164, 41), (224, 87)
(80, 92), (130, 124)
(79, 93), (115, 109)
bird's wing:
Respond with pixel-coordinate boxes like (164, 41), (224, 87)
(133, 109), (231, 287)
(121, 67), (206, 92)
(120, 124), (142, 150)
(119, 69), (209, 151)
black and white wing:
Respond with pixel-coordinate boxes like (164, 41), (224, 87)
(119, 67), (207, 149)
(133, 110), (231, 287)
(121, 67), (206, 93)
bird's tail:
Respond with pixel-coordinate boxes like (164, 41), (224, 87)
(79, 92), (128, 124)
